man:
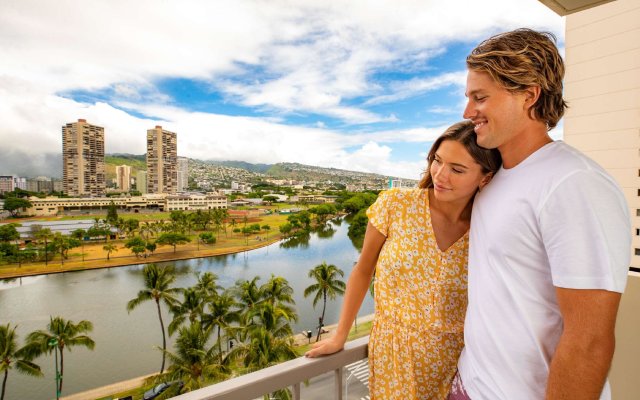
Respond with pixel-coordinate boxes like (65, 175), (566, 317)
(452, 29), (631, 400)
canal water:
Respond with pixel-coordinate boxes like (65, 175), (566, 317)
(0, 219), (374, 400)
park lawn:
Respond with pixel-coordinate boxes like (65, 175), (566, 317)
(0, 211), (297, 279)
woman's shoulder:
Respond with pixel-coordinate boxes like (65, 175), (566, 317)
(377, 187), (427, 205)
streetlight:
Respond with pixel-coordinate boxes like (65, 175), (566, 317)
(47, 338), (61, 400)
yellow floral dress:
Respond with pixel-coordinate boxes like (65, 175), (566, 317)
(366, 188), (468, 400)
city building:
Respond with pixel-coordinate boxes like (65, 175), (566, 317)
(136, 171), (147, 194)
(116, 165), (132, 192)
(0, 176), (14, 194)
(177, 157), (189, 192)
(388, 178), (403, 189)
(22, 192), (227, 216)
(146, 125), (177, 194)
(13, 177), (26, 191)
(231, 181), (252, 192)
(62, 119), (105, 197)
(165, 192), (227, 211)
(26, 176), (53, 193)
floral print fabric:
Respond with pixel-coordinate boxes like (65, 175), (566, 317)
(366, 188), (468, 399)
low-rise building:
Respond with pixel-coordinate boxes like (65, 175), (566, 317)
(24, 192), (227, 216)
(165, 193), (227, 211)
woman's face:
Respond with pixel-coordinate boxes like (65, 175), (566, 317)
(430, 139), (490, 204)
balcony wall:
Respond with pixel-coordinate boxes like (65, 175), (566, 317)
(610, 272), (640, 399)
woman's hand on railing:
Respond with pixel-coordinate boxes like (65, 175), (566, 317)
(304, 336), (346, 358)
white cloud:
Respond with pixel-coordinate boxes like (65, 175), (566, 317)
(0, 0), (564, 178)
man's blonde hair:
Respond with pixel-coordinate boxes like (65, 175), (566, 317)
(467, 28), (567, 130)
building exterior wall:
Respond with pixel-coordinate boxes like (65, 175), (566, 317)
(13, 177), (26, 191)
(116, 165), (132, 192)
(146, 126), (177, 194)
(136, 171), (147, 194)
(0, 176), (14, 194)
(563, 0), (640, 269)
(62, 119), (105, 197)
(177, 157), (189, 192)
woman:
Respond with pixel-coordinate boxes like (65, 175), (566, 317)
(305, 121), (501, 399)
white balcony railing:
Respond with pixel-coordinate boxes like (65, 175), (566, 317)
(173, 335), (369, 400)
(172, 272), (640, 400)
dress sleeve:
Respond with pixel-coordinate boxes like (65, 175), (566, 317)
(366, 189), (396, 237)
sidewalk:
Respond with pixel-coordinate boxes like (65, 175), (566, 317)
(60, 374), (154, 400)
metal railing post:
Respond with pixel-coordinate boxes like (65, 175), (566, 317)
(334, 367), (343, 400)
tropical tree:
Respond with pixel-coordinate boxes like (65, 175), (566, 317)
(126, 264), (181, 374)
(51, 233), (80, 265)
(0, 224), (20, 243)
(231, 277), (264, 324)
(70, 229), (86, 262)
(32, 227), (53, 266)
(106, 201), (119, 225)
(201, 292), (240, 363)
(260, 275), (297, 321)
(103, 243), (117, 260)
(168, 288), (205, 336)
(158, 322), (227, 393)
(156, 233), (191, 253)
(228, 302), (297, 400)
(145, 241), (157, 256)
(3, 198), (32, 217)
(124, 236), (146, 257)
(24, 317), (95, 394)
(304, 262), (346, 341)
(0, 324), (43, 400)
(194, 271), (222, 299)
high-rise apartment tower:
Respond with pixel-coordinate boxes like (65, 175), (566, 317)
(116, 165), (132, 192)
(146, 126), (177, 194)
(62, 119), (105, 197)
(177, 157), (189, 192)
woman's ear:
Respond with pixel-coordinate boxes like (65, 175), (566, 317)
(479, 172), (494, 191)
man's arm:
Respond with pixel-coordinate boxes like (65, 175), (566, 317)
(546, 288), (621, 400)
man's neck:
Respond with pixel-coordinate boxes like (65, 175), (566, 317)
(500, 124), (553, 169)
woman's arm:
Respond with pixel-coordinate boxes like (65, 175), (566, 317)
(305, 222), (386, 357)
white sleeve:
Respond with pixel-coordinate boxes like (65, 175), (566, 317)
(539, 169), (630, 292)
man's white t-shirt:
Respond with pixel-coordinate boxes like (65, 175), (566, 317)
(458, 141), (630, 400)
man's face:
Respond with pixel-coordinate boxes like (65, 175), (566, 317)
(463, 69), (529, 151)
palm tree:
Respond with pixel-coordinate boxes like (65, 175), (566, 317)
(24, 317), (95, 394)
(201, 292), (240, 364)
(231, 277), (264, 324)
(260, 275), (297, 322)
(70, 229), (86, 262)
(228, 302), (297, 400)
(33, 227), (53, 266)
(103, 244), (117, 260)
(158, 322), (227, 393)
(0, 324), (43, 400)
(194, 272), (222, 299)
(168, 288), (205, 336)
(304, 262), (346, 341)
(126, 264), (181, 374)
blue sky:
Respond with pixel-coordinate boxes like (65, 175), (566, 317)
(0, 0), (564, 179)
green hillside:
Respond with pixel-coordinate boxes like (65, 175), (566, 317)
(105, 154), (146, 181)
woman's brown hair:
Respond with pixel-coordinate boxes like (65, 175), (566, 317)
(418, 121), (501, 189)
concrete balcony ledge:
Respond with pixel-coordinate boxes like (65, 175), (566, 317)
(173, 335), (369, 400)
